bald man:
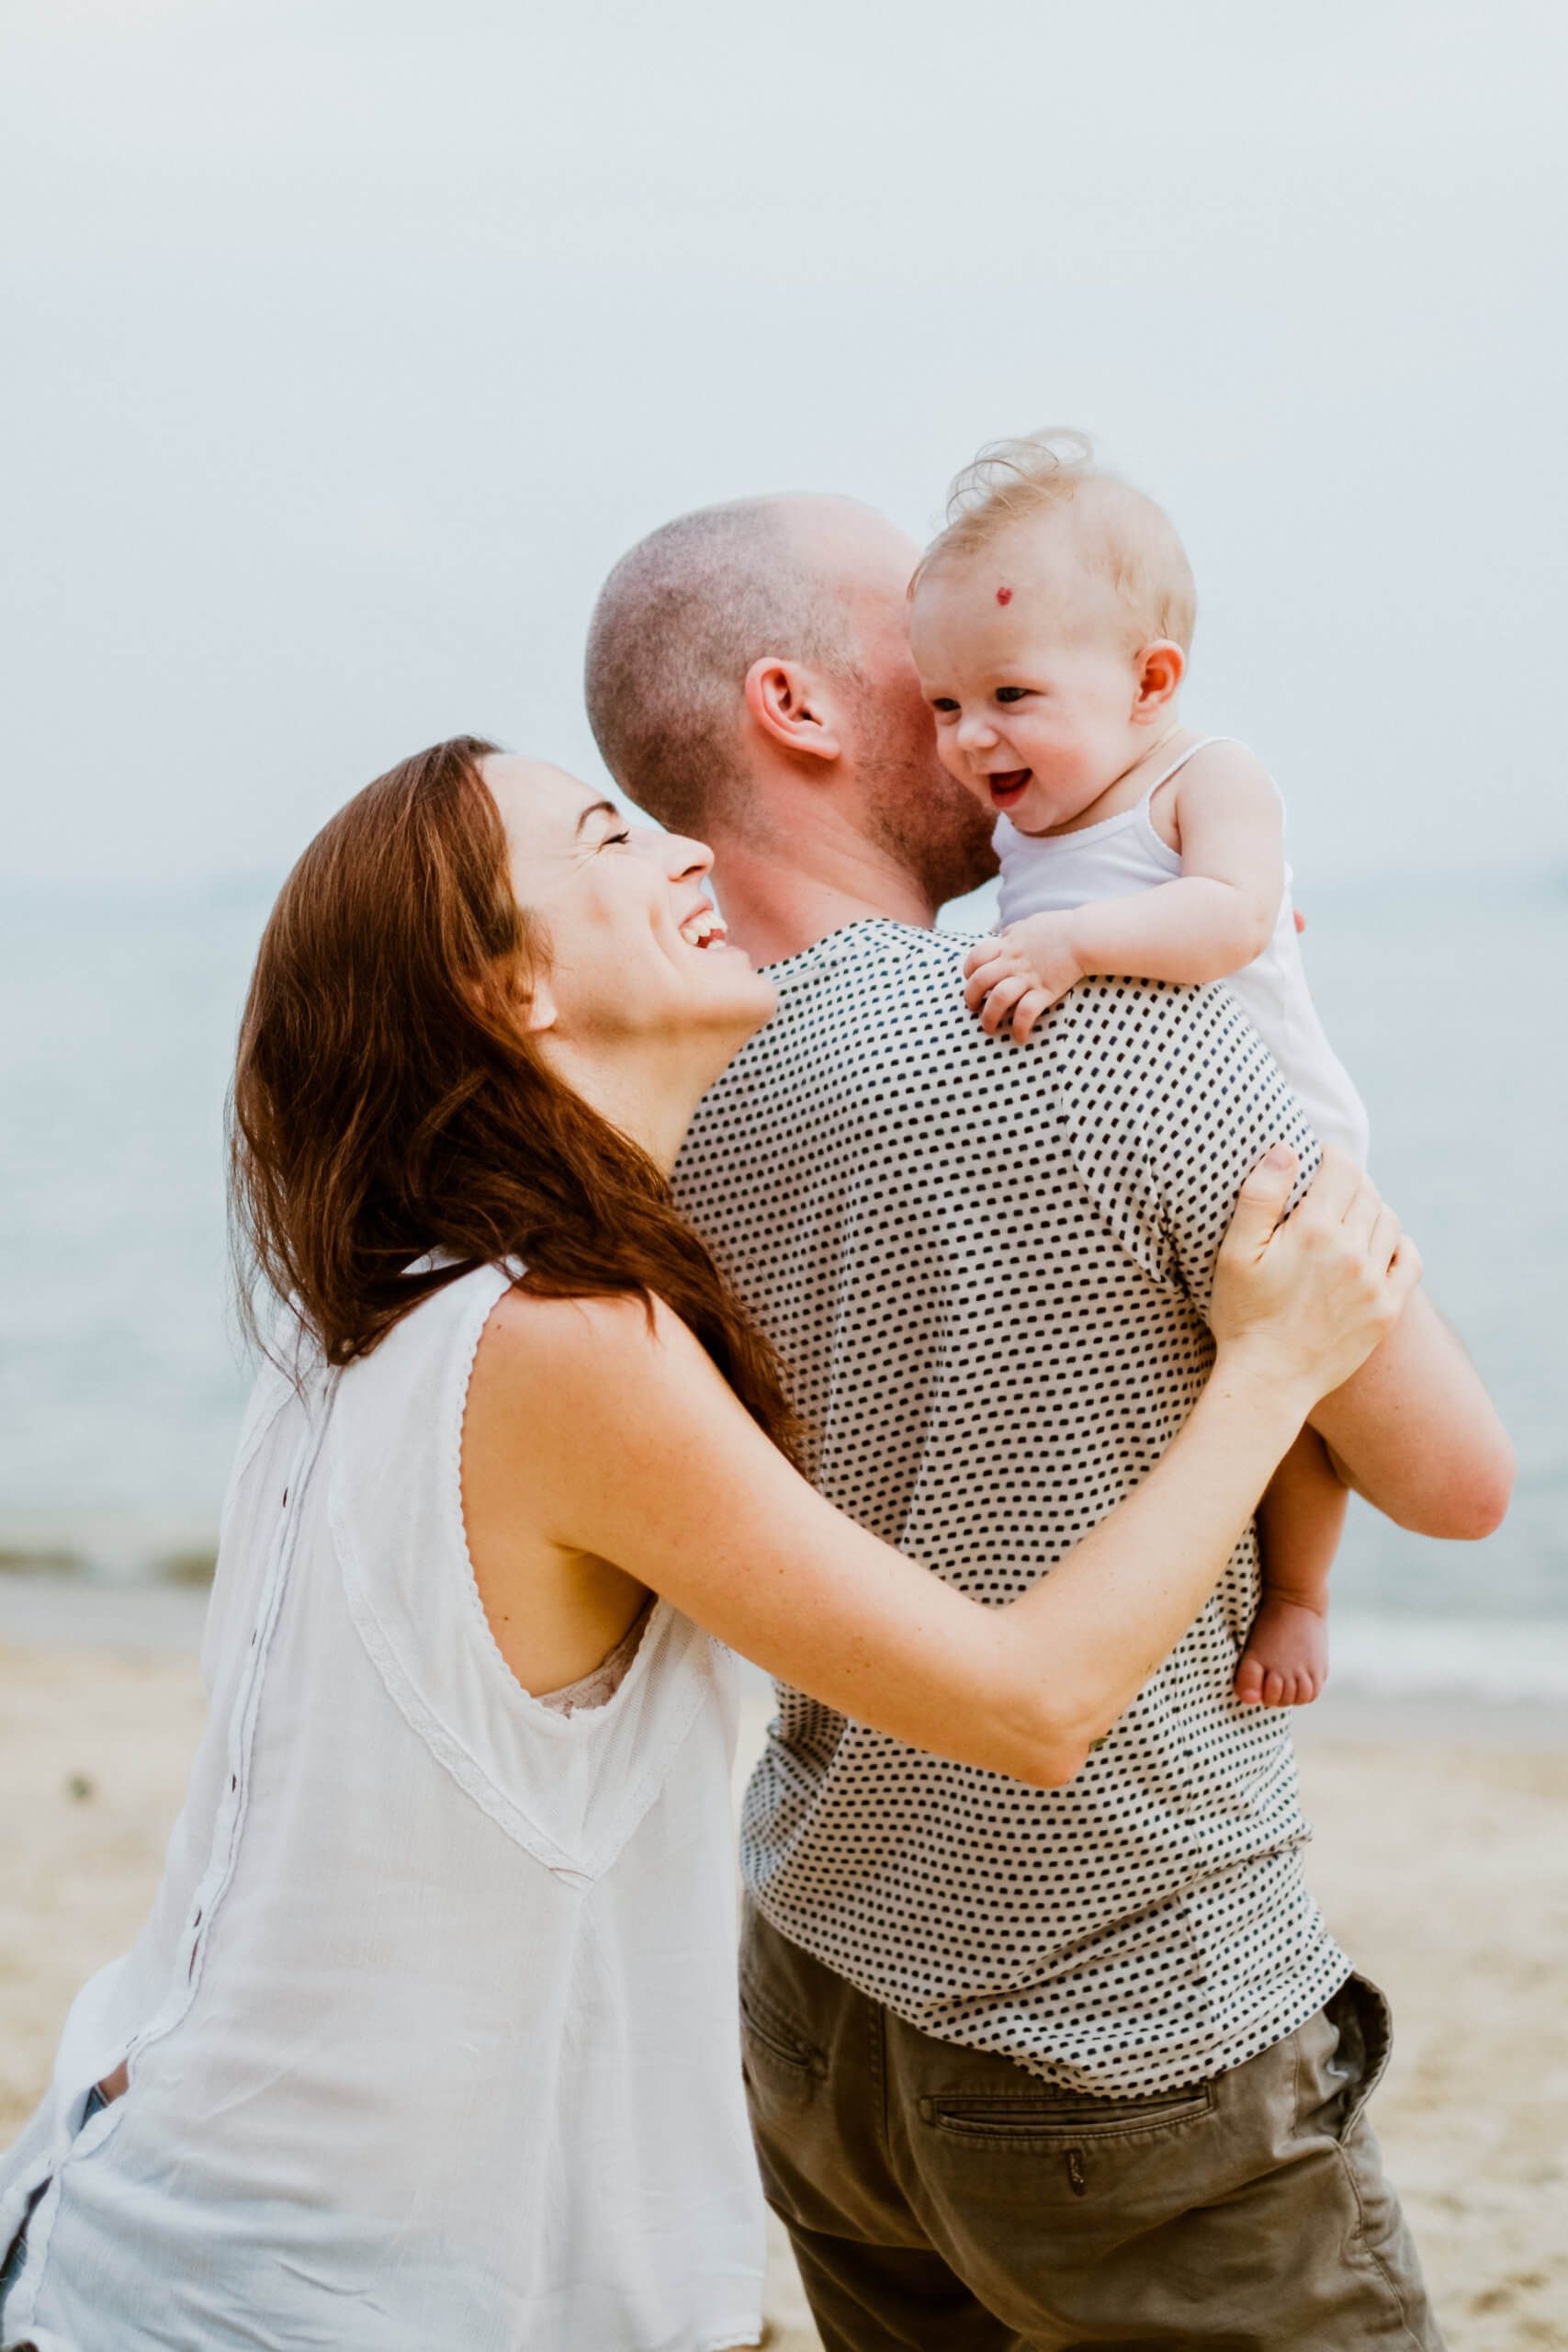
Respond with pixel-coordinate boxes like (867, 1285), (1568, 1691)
(585, 495), (1509, 2352)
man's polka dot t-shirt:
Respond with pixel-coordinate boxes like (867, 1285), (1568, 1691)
(673, 922), (1348, 2097)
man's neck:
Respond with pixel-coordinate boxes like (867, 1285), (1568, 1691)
(705, 829), (938, 968)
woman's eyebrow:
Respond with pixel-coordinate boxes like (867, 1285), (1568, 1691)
(574, 798), (620, 836)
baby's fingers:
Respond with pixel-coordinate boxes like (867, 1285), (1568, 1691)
(964, 953), (1015, 1012)
(1009, 987), (1053, 1045)
(977, 974), (1036, 1037)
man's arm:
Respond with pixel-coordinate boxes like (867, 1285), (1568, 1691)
(1050, 979), (1514, 1547)
(1308, 1286), (1514, 1538)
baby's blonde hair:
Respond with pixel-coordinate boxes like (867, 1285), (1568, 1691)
(913, 429), (1197, 655)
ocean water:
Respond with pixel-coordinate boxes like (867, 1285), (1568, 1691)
(1, 870), (1564, 1670)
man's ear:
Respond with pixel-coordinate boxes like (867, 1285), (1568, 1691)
(743, 658), (842, 763)
(1132, 639), (1185, 720)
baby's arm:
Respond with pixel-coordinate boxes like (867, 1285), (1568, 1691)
(965, 745), (1286, 1044)
(1235, 1424), (1348, 1707)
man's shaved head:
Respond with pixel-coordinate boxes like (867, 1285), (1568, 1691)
(586, 492), (998, 925)
(584, 494), (897, 835)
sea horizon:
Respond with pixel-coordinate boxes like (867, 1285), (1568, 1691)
(3, 865), (1564, 1686)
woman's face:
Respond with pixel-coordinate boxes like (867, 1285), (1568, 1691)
(483, 753), (776, 1067)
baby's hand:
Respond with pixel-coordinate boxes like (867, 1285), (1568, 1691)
(963, 914), (1084, 1043)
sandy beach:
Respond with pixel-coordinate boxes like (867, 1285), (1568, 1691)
(1, 1595), (1562, 2351)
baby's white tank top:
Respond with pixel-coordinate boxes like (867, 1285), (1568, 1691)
(994, 738), (1370, 1161)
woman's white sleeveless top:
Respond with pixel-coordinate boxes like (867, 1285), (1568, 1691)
(0, 1266), (765, 2352)
(994, 740), (1370, 1161)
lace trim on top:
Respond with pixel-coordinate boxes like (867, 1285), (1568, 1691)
(536, 1605), (653, 1716)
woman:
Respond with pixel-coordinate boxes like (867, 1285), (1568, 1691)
(0, 739), (1416, 2352)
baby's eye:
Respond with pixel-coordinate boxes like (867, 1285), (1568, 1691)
(930, 697), (959, 714)
(994, 686), (1032, 704)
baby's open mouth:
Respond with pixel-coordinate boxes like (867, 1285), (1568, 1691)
(986, 770), (1032, 808)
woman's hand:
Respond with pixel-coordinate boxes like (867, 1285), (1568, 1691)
(1210, 1144), (1420, 1405)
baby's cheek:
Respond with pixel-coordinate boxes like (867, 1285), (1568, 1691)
(934, 731), (983, 793)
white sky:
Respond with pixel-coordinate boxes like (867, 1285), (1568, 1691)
(4, 0), (1565, 888)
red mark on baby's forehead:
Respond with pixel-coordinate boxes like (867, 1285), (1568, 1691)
(996, 585), (1013, 605)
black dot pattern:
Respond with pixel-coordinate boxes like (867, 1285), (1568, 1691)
(673, 922), (1347, 2095)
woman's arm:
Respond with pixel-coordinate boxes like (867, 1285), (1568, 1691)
(464, 1149), (1416, 1787)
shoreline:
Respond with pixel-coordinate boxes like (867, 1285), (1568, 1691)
(2, 1577), (1562, 1746)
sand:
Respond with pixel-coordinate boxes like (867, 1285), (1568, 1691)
(0, 1624), (1562, 2350)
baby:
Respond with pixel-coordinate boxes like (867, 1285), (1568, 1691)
(908, 430), (1371, 1710)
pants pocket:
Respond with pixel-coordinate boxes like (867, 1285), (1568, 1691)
(917, 2084), (1214, 2144)
(739, 1974), (828, 2110)
(1296, 1972), (1393, 2143)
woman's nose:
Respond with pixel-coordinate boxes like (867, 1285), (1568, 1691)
(627, 826), (713, 882)
(663, 831), (714, 883)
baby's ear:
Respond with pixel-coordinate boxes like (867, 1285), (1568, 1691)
(1133, 639), (1185, 716)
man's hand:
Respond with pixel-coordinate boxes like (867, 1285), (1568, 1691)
(964, 913), (1084, 1043)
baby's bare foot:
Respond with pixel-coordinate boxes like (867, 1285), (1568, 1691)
(1234, 1594), (1328, 1709)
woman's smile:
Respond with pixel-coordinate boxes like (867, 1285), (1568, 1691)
(676, 900), (730, 951)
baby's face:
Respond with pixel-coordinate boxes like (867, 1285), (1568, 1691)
(909, 535), (1146, 836)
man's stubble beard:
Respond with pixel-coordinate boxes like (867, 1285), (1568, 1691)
(859, 721), (998, 916)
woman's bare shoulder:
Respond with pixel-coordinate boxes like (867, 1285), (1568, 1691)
(462, 1281), (771, 1566)
(471, 1285), (717, 1425)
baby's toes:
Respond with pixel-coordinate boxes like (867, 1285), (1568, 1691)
(1261, 1668), (1286, 1709)
(1234, 1651), (1266, 1706)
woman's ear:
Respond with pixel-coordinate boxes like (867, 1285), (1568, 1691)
(1132, 639), (1185, 719)
(474, 952), (556, 1035)
(520, 968), (558, 1035)
(743, 658), (843, 763)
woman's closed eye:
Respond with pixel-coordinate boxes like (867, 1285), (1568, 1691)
(598, 829), (631, 850)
